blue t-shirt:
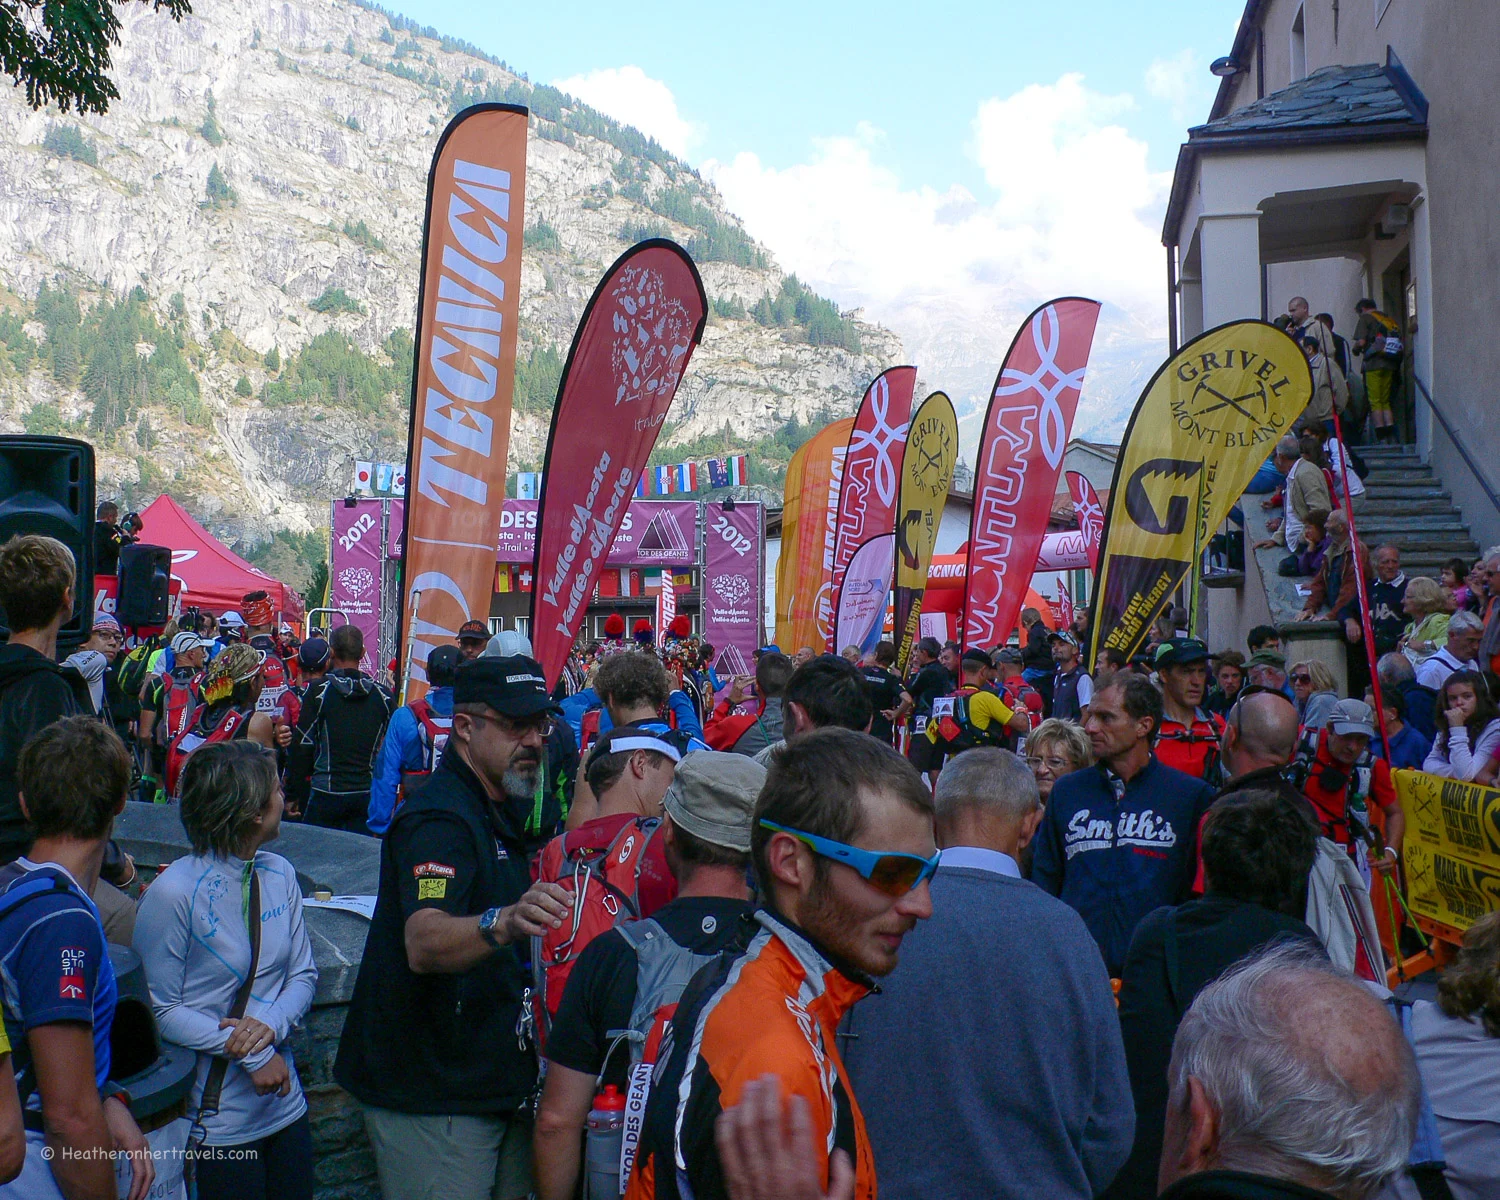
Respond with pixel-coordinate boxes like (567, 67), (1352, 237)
(1378, 722), (1433, 772)
(0, 863), (116, 1094)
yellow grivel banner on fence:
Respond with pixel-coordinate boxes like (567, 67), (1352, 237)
(1394, 769), (1500, 932)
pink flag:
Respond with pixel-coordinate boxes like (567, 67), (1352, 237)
(963, 299), (1101, 650)
(827, 365), (916, 650)
(1066, 470), (1104, 572)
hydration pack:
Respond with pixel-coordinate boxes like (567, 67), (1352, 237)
(165, 707), (250, 798)
(398, 697), (452, 804)
(930, 687), (1009, 752)
(530, 817), (663, 1053)
(154, 669), (202, 750)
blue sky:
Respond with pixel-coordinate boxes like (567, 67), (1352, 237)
(396, 0), (1248, 429)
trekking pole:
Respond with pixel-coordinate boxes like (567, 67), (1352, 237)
(397, 589), (422, 706)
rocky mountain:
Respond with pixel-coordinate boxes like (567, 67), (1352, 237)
(0, 0), (902, 556)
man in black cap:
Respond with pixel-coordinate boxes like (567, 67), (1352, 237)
(925, 648), (1030, 768)
(1154, 639), (1226, 781)
(1049, 630), (1093, 722)
(457, 619), (490, 661)
(335, 653), (572, 1200)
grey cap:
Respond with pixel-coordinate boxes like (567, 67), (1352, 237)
(994, 646), (1024, 665)
(1328, 698), (1376, 738)
(662, 751), (766, 853)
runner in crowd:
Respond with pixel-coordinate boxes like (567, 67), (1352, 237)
(369, 644), (462, 835)
(893, 636), (953, 779)
(1203, 650), (1245, 716)
(457, 619), (490, 661)
(1049, 630), (1092, 722)
(533, 752), (764, 1200)
(1030, 676), (1216, 977)
(754, 654), (874, 763)
(858, 642), (904, 747)
(1152, 640), (1225, 781)
(925, 649), (1028, 768)
(993, 646), (1045, 728)
(705, 652), (790, 756)
(627, 729), (936, 1200)
(165, 643), (280, 799)
(285, 624), (395, 833)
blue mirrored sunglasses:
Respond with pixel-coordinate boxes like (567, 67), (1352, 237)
(758, 819), (939, 897)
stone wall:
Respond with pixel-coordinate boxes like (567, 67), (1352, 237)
(117, 803), (382, 1200)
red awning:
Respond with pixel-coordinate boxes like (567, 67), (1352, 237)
(138, 495), (306, 622)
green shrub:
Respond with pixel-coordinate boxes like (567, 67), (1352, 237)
(524, 222), (561, 253)
(309, 287), (364, 316)
(234, 375), (252, 396)
(200, 94), (224, 146)
(41, 125), (97, 166)
(23, 403), (65, 436)
(342, 219), (386, 252)
(205, 163), (237, 208)
(264, 346), (281, 371)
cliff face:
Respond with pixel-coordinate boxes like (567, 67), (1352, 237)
(0, 0), (901, 547)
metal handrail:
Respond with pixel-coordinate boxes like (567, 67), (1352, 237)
(1413, 374), (1500, 514)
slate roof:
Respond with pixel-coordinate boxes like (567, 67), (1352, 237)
(1163, 54), (1428, 245)
(1190, 62), (1427, 141)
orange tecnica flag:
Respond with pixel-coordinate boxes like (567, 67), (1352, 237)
(399, 104), (528, 699)
(775, 417), (855, 654)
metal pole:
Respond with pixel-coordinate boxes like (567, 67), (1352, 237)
(397, 589), (422, 707)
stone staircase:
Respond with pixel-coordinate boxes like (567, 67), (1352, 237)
(1353, 443), (1480, 576)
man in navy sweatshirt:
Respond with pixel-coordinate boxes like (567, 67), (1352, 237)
(1031, 675), (1215, 977)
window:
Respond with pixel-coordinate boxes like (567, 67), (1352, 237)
(511, 616), (529, 638)
(1290, 4), (1307, 81)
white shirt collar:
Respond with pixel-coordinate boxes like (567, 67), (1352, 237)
(939, 846), (1021, 878)
(15, 856), (85, 892)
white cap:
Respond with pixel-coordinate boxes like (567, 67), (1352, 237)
(484, 629), (534, 658)
(218, 610), (245, 628)
(171, 632), (210, 655)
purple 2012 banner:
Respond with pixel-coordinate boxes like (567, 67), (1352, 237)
(701, 502), (764, 680)
(331, 499), (384, 675)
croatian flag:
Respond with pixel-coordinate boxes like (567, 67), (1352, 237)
(729, 455), (748, 486)
(706, 458), (729, 489)
(676, 462), (698, 492)
(654, 466), (673, 496)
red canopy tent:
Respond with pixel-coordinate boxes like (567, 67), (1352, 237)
(140, 495), (306, 623)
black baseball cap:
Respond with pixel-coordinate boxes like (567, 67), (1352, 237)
(960, 648), (991, 667)
(1154, 638), (1210, 667)
(297, 637), (331, 670)
(426, 644), (463, 688)
(457, 620), (490, 642)
(453, 654), (561, 718)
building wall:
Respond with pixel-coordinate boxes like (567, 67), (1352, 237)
(1220, 0), (1500, 546)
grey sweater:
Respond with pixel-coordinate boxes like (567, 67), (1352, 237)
(842, 864), (1133, 1200)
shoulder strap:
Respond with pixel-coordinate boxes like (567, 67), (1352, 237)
(197, 867), (262, 1124)
(1162, 909), (1183, 1015)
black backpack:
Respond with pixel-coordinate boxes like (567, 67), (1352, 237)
(930, 688), (1009, 753)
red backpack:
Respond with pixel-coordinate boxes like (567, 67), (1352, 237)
(165, 708), (250, 798)
(153, 670), (202, 750)
(529, 816), (664, 1052)
(398, 697), (452, 804)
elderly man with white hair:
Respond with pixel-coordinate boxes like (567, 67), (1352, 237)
(1415, 609), (1483, 691)
(844, 747), (1133, 1200)
(1156, 940), (1420, 1200)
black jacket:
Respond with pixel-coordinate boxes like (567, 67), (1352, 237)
(335, 745), (537, 1113)
(286, 668), (394, 803)
(1160, 1170), (1340, 1200)
(1023, 621), (1053, 671)
(1105, 897), (1320, 1200)
(0, 645), (85, 860)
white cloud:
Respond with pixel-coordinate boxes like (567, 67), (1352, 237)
(552, 65), (704, 158)
(704, 74), (1172, 434)
(1144, 47), (1215, 125)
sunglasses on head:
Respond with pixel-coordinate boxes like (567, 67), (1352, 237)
(758, 819), (939, 898)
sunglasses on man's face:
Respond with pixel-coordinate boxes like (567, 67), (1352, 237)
(758, 819), (939, 898)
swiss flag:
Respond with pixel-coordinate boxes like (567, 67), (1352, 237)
(518, 567), (533, 593)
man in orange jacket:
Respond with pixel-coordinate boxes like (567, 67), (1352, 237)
(625, 728), (937, 1200)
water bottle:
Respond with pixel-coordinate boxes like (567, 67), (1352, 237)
(585, 1084), (627, 1198)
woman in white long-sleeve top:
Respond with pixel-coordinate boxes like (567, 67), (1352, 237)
(133, 741), (317, 1200)
(1423, 671), (1500, 781)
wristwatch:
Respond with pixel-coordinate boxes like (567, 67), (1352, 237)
(478, 906), (504, 951)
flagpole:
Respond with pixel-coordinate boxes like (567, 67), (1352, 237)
(1329, 409), (1391, 759)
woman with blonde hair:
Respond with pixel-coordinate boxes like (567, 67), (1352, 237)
(1287, 660), (1339, 730)
(1025, 718), (1093, 804)
(1400, 576), (1452, 666)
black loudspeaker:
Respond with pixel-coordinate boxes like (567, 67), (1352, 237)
(0, 436), (94, 644)
(117, 544), (172, 627)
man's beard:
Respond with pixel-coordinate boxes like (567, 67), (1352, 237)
(501, 755), (541, 800)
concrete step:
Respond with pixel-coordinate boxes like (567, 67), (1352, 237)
(1360, 497), (1458, 515)
(1365, 468), (1434, 484)
(1363, 477), (1444, 492)
(1362, 535), (1478, 556)
(1356, 515), (1470, 534)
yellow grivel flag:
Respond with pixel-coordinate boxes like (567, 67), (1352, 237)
(1090, 320), (1312, 663)
(776, 417), (855, 654)
(894, 391), (958, 673)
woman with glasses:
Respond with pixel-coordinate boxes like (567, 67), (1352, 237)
(1025, 718), (1093, 804)
(134, 741), (317, 1200)
(1427, 670), (1500, 781)
(1288, 660), (1339, 731)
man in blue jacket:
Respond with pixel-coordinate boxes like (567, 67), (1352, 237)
(369, 645), (460, 835)
(1031, 674), (1216, 977)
